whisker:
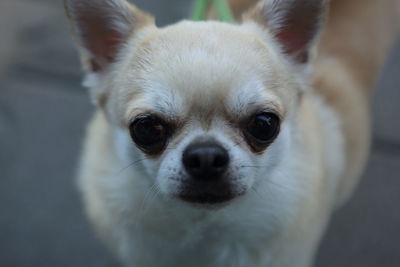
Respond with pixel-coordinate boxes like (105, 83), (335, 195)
(141, 182), (159, 212)
(233, 139), (246, 148)
(116, 157), (148, 174)
(240, 165), (262, 168)
(134, 182), (159, 230)
(146, 184), (161, 209)
(251, 187), (264, 200)
(165, 145), (179, 150)
(265, 178), (288, 190)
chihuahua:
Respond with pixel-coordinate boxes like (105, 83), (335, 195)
(64, 0), (399, 266)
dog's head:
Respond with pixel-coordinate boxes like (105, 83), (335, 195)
(65, 0), (327, 206)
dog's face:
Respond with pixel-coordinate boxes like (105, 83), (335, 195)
(109, 22), (298, 205)
(65, 0), (326, 205)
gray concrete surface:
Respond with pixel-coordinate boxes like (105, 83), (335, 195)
(0, 1), (399, 266)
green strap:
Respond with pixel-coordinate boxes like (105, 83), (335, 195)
(191, 0), (212, 21)
(191, 0), (235, 23)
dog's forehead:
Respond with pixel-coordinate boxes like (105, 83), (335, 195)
(120, 21), (289, 121)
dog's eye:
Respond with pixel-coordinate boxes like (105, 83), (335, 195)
(129, 115), (170, 154)
(244, 112), (280, 151)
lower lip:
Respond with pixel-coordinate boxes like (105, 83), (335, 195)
(178, 193), (237, 205)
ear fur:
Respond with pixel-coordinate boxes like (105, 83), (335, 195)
(244, 0), (328, 64)
(64, 0), (154, 73)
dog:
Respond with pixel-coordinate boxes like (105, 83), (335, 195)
(64, 0), (399, 266)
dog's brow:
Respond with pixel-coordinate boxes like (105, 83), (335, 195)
(228, 80), (283, 119)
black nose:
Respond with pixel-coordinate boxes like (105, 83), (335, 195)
(182, 142), (229, 180)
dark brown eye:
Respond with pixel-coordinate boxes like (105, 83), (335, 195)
(129, 115), (170, 154)
(244, 112), (280, 151)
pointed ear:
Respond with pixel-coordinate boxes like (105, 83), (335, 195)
(244, 0), (328, 64)
(64, 0), (154, 73)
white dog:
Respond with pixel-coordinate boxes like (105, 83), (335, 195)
(64, 0), (399, 266)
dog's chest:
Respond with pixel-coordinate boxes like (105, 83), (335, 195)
(120, 215), (270, 267)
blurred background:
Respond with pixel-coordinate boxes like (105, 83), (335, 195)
(0, 0), (399, 266)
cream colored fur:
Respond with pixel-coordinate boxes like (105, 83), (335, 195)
(64, 0), (399, 266)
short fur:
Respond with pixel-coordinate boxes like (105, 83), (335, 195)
(64, 0), (399, 266)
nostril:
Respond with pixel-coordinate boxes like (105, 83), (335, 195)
(213, 153), (229, 168)
(185, 153), (201, 169)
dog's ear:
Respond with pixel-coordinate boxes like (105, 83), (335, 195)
(244, 0), (328, 65)
(64, 0), (154, 73)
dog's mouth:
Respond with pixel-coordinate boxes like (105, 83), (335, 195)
(179, 192), (236, 204)
(176, 180), (246, 205)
